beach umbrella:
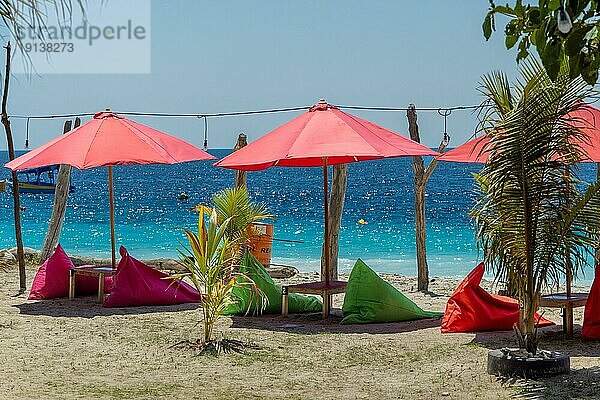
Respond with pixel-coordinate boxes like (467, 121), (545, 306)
(570, 105), (600, 162)
(4, 110), (215, 267)
(215, 100), (439, 315)
(436, 135), (490, 164)
(438, 104), (600, 164)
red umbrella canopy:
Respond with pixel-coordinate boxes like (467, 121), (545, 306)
(215, 101), (439, 170)
(5, 110), (215, 171)
(438, 104), (600, 164)
(437, 135), (490, 164)
(570, 105), (600, 162)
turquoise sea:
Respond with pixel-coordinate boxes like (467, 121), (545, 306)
(1, 150), (598, 282)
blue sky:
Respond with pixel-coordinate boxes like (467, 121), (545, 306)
(3, 0), (520, 150)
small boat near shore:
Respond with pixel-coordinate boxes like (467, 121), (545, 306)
(1, 165), (74, 194)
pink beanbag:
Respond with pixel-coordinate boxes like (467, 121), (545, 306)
(102, 246), (200, 308)
(441, 263), (554, 333)
(28, 244), (112, 300)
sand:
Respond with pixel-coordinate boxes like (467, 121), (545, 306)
(0, 266), (598, 400)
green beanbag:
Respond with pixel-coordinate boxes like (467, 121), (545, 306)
(225, 252), (322, 315)
(341, 259), (442, 324)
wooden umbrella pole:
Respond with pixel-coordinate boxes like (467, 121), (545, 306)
(323, 158), (330, 287)
(108, 166), (116, 268)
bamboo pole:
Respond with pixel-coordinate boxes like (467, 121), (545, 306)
(40, 118), (80, 262)
(1, 42), (26, 292)
(108, 166), (116, 268)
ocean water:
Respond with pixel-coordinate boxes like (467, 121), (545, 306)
(1, 150), (598, 281)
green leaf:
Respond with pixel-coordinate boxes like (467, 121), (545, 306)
(565, 25), (594, 56)
(528, 8), (542, 26)
(517, 46), (529, 63)
(548, 0), (561, 11)
(582, 64), (599, 85)
(532, 27), (548, 52)
(483, 14), (493, 40)
(568, 53), (582, 79)
(541, 40), (562, 80)
(506, 34), (519, 49)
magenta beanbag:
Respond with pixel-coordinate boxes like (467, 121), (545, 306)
(28, 244), (112, 300)
(102, 246), (200, 308)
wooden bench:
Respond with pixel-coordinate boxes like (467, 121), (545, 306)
(282, 280), (347, 318)
(539, 292), (589, 336)
(69, 265), (117, 303)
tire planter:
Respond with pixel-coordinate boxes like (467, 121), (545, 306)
(487, 349), (570, 379)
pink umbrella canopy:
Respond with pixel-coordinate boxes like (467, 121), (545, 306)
(570, 105), (600, 163)
(215, 101), (438, 170)
(215, 100), (438, 316)
(438, 104), (600, 164)
(437, 135), (490, 164)
(4, 110), (215, 267)
(5, 110), (214, 170)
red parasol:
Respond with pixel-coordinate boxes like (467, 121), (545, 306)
(438, 104), (600, 164)
(215, 100), (439, 316)
(5, 110), (215, 266)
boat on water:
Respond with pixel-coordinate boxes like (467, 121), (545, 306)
(1, 165), (75, 194)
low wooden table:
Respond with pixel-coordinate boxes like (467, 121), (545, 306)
(69, 265), (117, 303)
(539, 292), (589, 336)
(282, 280), (347, 318)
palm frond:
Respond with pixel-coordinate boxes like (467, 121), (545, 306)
(470, 58), (596, 344)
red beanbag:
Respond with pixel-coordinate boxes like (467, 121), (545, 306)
(28, 244), (112, 300)
(441, 263), (554, 333)
(582, 267), (600, 340)
(102, 246), (200, 308)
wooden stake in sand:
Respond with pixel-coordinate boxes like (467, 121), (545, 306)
(321, 163), (347, 282)
(40, 118), (80, 262)
(234, 133), (248, 188)
(407, 104), (448, 293)
(0, 42), (26, 292)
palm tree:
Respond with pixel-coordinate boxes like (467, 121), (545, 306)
(471, 59), (600, 353)
(174, 208), (265, 354)
(211, 187), (274, 265)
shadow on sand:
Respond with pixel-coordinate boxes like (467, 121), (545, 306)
(471, 325), (600, 358)
(229, 310), (442, 335)
(471, 326), (600, 399)
(14, 296), (199, 318)
(501, 366), (600, 400)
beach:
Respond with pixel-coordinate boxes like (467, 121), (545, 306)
(0, 263), (596, 400)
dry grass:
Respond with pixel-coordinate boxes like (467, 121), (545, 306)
(0, 266), (598, 399)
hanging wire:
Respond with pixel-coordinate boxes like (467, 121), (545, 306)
(25, 117), (30, 149)
(339, 104), (481, 112)
(438, 108), (452, 146)
(7, 103), (484, 120)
